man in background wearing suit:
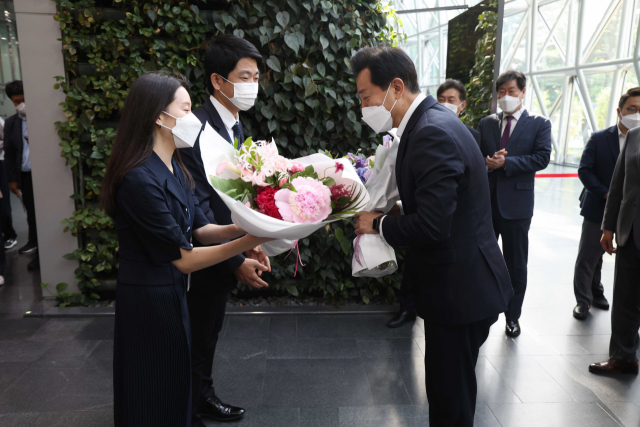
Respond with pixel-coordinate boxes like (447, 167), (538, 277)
(436, 79), (481, 146)
(572, 89), (640, 320)
(589, 105), (640, 375)
(478, 70), (552, 338)
(352, 46), (513, 427)
(179, 35), (270, 425)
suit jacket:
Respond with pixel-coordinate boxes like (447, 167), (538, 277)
(382, 96), (513, 325)
(179, 98), (245, 294)
(4, 113), (24, 186)
(115, 152), (208, 286)
(578, 125), (620, 223)
(602, 126), (640, 247)
(466, 124), (481, 146)
(478, 110), (552, 220)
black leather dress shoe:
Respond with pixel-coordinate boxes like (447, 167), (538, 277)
(573, 303), (589, 320)
(505, 320), (521, 337)
(592, 295), (610, 310)
(199, 395), (245, 421)
(387, 311), (417, 328)
(589, 358), (639, 375)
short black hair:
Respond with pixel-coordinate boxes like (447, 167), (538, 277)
(496, 70), (526, 91)
(619, 87), (640, 110)
(5, 80), (23, 98)
(437, 79), (466, 101)
(350, 46), (420, 94)
(204, 34), (263, 94)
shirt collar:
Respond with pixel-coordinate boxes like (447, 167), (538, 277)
(18, 113), (26, 121)
(617, 124), (625, 139)
(504, 107), (525, 121)
(396, 93), (427, 138)
(210, 95), (238, 130)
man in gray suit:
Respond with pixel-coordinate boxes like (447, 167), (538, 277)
(589, 105), (640, 375)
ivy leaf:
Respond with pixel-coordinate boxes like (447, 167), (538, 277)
(56, 282), (68, 292)
(284, 33), (299, 54)
(325, 120), (335, 131)
(317, 63), (326, 77)
(304, 81), (317, 98)
(276, 11), (290, 28)
(319, 35), (329, 50)
(334, 227), (344, 243)
(266, 55), (281, 72)
(261, 105), (274, 120)
(287, 285), (299, 296)
(147, 9), (157, 22)
(347, 110), (357, 123)
(328, 23), (336, 38)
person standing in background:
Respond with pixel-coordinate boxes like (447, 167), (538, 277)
(179, 34), (270, 425)
(436, 79), (481, 146)
(478, 70), (552, 338)
(572, 88), (640, 320)
(4, 80), (38, 271)
(0, 115), (17, 250)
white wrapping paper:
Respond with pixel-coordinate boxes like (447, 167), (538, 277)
(352, 130), (401, 277)
(198, 123), (370, 256)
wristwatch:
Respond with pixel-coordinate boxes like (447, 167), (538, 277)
(372, 214), (386, 233)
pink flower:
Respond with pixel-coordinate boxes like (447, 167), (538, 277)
(269, 155), (292, 173)
(289, 162), (305, 173)
(217, 159), (239, 175)
(279, 178), (288, 188)
(335, 162), (344, 173)
(274, 177), (332, 223)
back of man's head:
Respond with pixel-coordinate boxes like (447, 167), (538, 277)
(5, 80), (23, 99)
(350, 46), (420, 93)
(204, 35), (263, 94)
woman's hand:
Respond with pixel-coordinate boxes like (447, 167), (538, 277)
(245, 245), (271, 274)
(601, 230), (616, 255)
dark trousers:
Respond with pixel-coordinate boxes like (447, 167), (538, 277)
(21, 172), (37, 244)
(397, 277), (416, 314)
(609, 230), (640, 362)
(187, 289), (227, 425)
(0, 161), (16, 239)
(492, 194), (531, 322)
(573, 218), (606, 306)
(424, 315), (498, 427)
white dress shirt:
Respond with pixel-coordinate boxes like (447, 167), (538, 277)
(379, 93), (427, 241)
(501, 107), (525, 137)
(210, 95), (239, 142)
(618, 126), (626, 150)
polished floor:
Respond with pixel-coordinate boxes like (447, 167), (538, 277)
(1, 165), (640, 426)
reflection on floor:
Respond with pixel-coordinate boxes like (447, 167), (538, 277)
(1, 165), (639, 426)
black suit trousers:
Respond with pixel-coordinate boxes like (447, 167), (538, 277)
(609, 230), (640, 362)
(21, 172), (37, 244)
(187, 288), (228, 424)
(0, 161), (16, 240)
(491, 192), (531, 321)
(424, 315), (498, 427)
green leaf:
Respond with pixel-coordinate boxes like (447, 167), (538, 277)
(209, 176), (255, 201)
(147, 9), (157, 22)
(284, 33), (300, 54)
(276, 11), (290, 28)
(325, 120), (335, 131)
(334, 227), (344, 242)
(304, 81), (317, 98)
(319, 35), (329, 50)
(347, 110), (357, 123)
(317, 63), (326, 77)
(266, 55), (281, 72)
(261, 105), (274, 119)
(287, 285), (299, 296)
(56, 282), (68, 292)
(340, 238), (351, 256)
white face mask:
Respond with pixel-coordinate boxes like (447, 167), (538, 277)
(442, 102), (462, 115)
(15, 102), (25, 116)
(361, 85), (398, 134)
(620, 112), (640, 131)
(498, 94), (522, 114)
(219, 76), (259, 111)
(158, 111), (202, 149)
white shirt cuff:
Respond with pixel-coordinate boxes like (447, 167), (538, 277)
(379, 216), (387, 243)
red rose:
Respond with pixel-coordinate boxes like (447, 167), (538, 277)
(254, 186), (283, 220)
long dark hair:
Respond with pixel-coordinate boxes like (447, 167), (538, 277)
(100, 71), (195, 217)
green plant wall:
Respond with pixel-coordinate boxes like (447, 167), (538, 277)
(52, 0), (405, 305)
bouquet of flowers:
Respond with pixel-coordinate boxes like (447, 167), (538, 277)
(198, 123), (370, 258)
(345, 131), (401, 278)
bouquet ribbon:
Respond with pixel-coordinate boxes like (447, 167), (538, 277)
(285, 239), (306, 277)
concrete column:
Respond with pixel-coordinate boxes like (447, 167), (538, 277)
(14, 0), (78, 291)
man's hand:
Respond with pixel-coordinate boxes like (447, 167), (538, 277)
(245, 245), (271, 275)
(8, 182), (20, 198)
(234, 259), (269, 288)
(354, 211), (380, 235)
(486, 150), (507, 170)
(601, 230), (616, 255)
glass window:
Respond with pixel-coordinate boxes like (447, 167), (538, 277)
(584, 1), (623, 63)
(566, 87), (593, 165)
(584, 72), (615, 129)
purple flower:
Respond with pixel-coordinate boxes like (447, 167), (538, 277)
(382, 134), (392, 148)
(356, 167), (368, 183)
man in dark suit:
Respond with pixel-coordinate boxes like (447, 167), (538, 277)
(179, 35), (270, 425)
(478, 70), (552, 337)
(437, 79), (481, 146)
(572, 90), (640, 319)
(4, 80), (39, 271)
(589, 90), (640, 376)
(352, 46), (513, 427)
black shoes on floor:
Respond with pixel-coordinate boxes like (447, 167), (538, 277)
(199, 395), (245, 422)
(573, 295), (610, 321)
(19, 241), (37, 255)
(505, 320), (521, 337)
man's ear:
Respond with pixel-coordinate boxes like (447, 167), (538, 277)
(392, 78), (405, 99)
(210, 74), (223, 91)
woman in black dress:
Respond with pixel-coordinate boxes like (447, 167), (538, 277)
(100, 72), (270, 427)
